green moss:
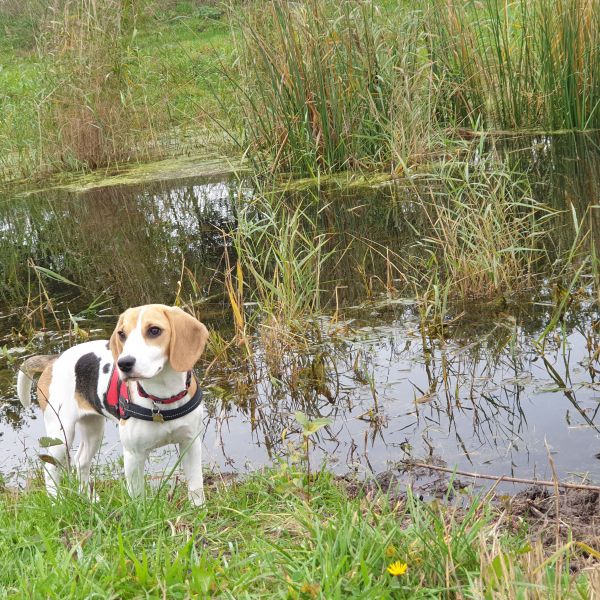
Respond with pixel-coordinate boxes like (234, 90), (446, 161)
(12, 154), (246, 196)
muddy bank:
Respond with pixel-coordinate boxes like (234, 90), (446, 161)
(510, 487), (600, 549)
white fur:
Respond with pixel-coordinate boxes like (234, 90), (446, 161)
(19, 316), (205, 505)
(119, 307), (168, 380)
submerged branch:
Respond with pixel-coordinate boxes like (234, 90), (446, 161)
(403, 461), (600, 493)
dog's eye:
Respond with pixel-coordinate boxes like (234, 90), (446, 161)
(118, 330), (126, 341)
(148, 326), (162, 337)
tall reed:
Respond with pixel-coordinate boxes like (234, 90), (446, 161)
(231, 182), (332, 329)
(37, 0), (157, 170)
(231, 0), (431, 175)
(427, 0), (600, 131)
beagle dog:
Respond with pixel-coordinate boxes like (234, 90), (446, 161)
(16, 304), (209, 505)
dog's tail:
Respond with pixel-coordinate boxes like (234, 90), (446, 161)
(17, 355), (57, 408)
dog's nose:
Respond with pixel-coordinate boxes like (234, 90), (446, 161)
(118, 356), (136, 373)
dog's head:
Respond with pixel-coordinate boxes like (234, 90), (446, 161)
(109, 304), (209, 380)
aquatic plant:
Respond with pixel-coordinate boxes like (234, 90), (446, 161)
(36, 0), (157, 170)
(0, 0), (233, 180)
(411, 151), (557, 301)
(230, 181), (332, 332)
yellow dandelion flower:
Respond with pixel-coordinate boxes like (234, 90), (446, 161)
(385, 545), (397, 558)
(387, 561), (408, 576)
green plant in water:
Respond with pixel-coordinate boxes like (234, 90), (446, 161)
(412, 151), (557, 301)
(231, 183), (333, 335)
(294, 410), (332, 502)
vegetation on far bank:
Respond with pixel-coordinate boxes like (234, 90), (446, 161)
(4, 0), (600, 181)
(0, 0), (234, 181)
(0, 465), (595, 598)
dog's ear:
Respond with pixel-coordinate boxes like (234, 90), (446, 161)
(109, 314), (125, 361)
(165, 307), (209, 372)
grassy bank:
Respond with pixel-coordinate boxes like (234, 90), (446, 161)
(0, 466), (594, 598)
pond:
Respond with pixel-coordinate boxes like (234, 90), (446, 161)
(0, 134), (599, 493)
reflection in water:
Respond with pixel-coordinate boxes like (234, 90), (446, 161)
(1, 300), (598, 484)
(0, 177), (239, 309)
(201, 302), (600, 483)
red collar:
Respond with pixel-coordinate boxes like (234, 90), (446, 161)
(137, 371), (193, 404)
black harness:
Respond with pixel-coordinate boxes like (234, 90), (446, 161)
(103, 366), (203, 422)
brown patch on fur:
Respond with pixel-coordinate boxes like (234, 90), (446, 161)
(75, 390), (96, 411)
(139, 306), (172, 354)
(22, 355), (57, 374)
(37, 362), (56, 411)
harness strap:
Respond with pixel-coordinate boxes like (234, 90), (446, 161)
(105, 366), (129, 419)
(119, 386), (203, 422)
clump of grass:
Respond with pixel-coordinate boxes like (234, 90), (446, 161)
(231, 0), (432, 175)
(0, 466), (592, 597)
(412, 152), (557, 301)
(427, 0), (600, 131)
(36, 0), (157, 171)
(230, 182), (332, 337)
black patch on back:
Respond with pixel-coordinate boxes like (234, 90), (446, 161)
(102, 363), (111, 374)
(75, 353), (103, 414)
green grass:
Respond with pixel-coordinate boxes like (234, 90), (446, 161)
(426, 0), (600, 131)
(0, 466), (592, 598)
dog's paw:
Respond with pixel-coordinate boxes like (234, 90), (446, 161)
(189, 488), (205, 507)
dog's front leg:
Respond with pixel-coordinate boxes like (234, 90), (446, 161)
(179, 438), (205, 506)
(123, 448), (147, 499)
